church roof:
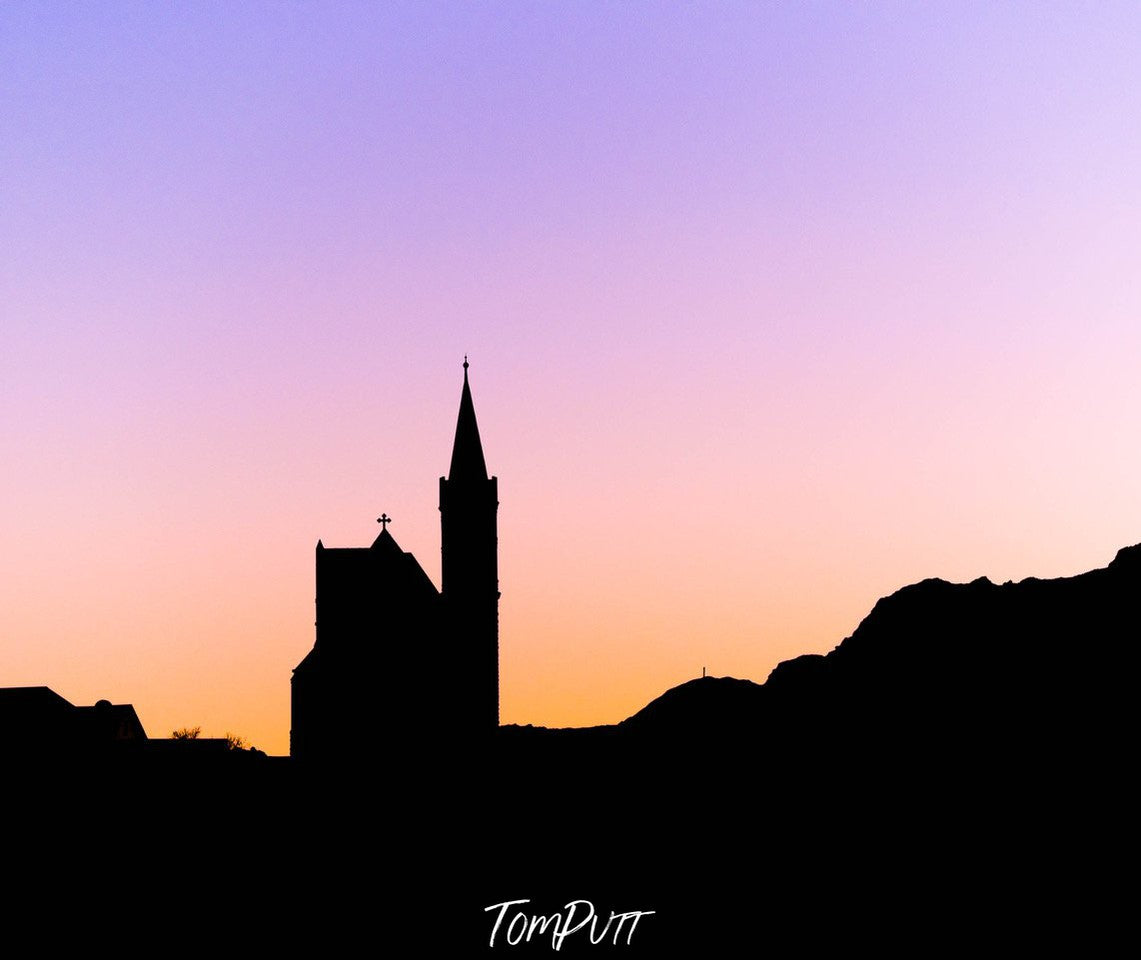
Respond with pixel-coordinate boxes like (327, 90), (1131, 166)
(316, 524), (440, 598)
(447, 358), (488, 482)
(370, 526), (403, 554)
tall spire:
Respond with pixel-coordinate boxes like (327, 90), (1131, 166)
(448, 357), (488, 481)
(439, 356), (500, 732)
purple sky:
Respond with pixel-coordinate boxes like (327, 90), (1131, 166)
(3, 4), (1140, 754)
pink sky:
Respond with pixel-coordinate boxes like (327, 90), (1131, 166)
(3, 4), (1140, 754)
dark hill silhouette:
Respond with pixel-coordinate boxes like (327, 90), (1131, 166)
(620, 675), (764, 734)
(503, 543), (1135, 773)
(466, 547), (1133, 951)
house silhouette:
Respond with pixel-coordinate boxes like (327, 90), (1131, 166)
(290, 360), (499, 761)
(0, 687), (146, 759)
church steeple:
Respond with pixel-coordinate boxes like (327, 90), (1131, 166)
(439, 357), (500, 732)
(448, 356), (489, 482)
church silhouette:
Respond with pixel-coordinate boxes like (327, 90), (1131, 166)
(290, 360), (499, 762)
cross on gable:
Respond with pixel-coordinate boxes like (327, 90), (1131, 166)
(377, 513), (392, 531)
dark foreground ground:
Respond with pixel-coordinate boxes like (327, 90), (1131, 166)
(7, 736), (1123, 956)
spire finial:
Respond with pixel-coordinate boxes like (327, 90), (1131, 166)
(377, 513), (391, 531)
(463, 354), (469, 377)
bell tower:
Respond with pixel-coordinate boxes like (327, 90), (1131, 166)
(439, 358), (499, 731)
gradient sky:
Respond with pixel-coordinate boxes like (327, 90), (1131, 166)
(3, 3), (1140, 755)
